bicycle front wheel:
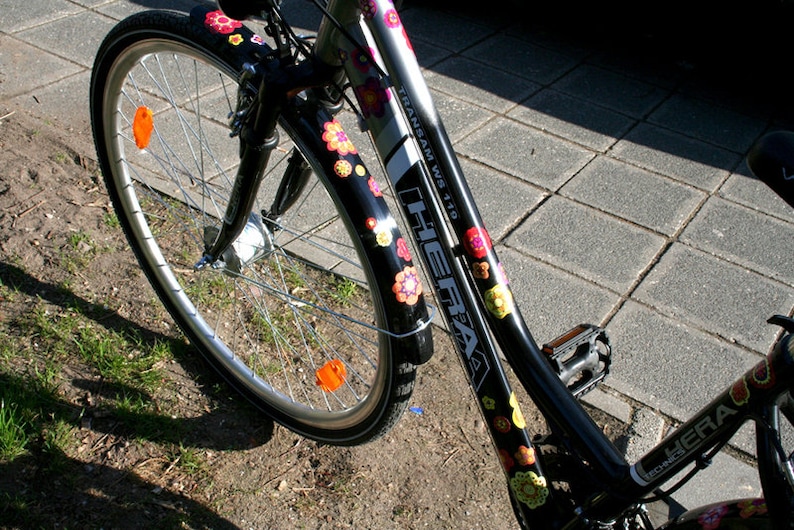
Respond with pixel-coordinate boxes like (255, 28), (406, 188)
(90, 9), (432, 444)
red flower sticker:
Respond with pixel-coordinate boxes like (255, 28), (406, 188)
(499, 449), (515, 472)
(355, 77), (391, 119)
(463, 227), (492, 259)
(205, 10), (242, 35)
(730, 378), (750, 406)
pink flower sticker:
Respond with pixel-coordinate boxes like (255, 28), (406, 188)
(368, 176), (383, 197)
(396, 238), (412, 262)
(205, 10), (242, 35)
(384, 9), (400, 28)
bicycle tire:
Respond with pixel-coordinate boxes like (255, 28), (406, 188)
(90, 8), (432, 445)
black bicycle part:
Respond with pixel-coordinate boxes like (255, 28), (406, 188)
(747, 131), (794, 209)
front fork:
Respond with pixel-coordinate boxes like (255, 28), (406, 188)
(195, 62), (283, 270)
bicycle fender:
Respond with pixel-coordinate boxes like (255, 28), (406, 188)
(658, 498), (771, 530)
(188, 5), (434, 365)
(189, 5), (274, 66)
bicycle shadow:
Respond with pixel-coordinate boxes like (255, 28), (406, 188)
(0, 262), (275, 528)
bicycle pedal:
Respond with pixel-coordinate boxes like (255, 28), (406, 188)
(542, 324), (611, 398)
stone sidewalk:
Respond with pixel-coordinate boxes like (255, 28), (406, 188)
(2, 0), (793, 521)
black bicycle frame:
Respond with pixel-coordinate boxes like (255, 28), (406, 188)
(288, 0), (794, 526)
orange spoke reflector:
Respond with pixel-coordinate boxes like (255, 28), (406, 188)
(132, 106), (154, 149)
(316, 359), (347, 393)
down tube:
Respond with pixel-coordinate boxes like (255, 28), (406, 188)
(315, 1), (570, 525)
(353, 0), (629, 479)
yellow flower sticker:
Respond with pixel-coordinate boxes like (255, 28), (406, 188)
(484, 284), (514, 319)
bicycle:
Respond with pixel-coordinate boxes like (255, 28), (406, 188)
(89, 0), (794, 528)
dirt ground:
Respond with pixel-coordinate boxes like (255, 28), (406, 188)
(0, 108), (625, 529)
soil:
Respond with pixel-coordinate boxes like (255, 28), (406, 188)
(0, 109), (626, 529)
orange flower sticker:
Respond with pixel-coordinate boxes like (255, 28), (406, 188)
(392, 266), (422, 305)
(322, 119), (357, 156)
(472, 262), (490, 279)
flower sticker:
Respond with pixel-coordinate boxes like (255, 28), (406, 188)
(463, 227), (491, 259)
(749, 359), (774, 388)
(228, 34), (243, 46)
(392, 266), (422, 305)
(738, 499), (767, 518)
(355, 77), (391, 119)
(384, 9), (400, 28)
(361, 0), (377, 19)
(499, 449), (515, 472)
(396, 238), (412, 262)
(509, 392), (526, 429)
(698, 504), (728, 530)
(376, 230), (393, 247)
(510, 471), (549, 509)
(730, 378), (750, 406)
(322, 120), (357, 156)
(472, 262), (490, 279)
(493, 416), (511, 433)
(481, 395), (496, 410)
(334, 159), (353, 178)
(205, 10), (242, 35)
(368, 176), (383, 197)
(352, 47), (373, 73)
(250, 34), (265, 46)
(355, 164), (367, 177)
(484, 284), (514, 319)
(514, 446), (535, 466)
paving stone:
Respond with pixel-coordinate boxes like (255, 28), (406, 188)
(16, 11), (117, 68)
(462, 33), (579, 85)
(0, 0), (81, 33)
(551, 64), (669, 119)
(458, 117), (594, 190)
(681, 197), (794, 286)
(610, 123), (740, 192)
(649, 94), (767, 153)
(508, 89), (634, 152)
(507, 196), (666, 293)
(431, 89), (494, 145)
(460, 158), (545, 241)
(632, 244), (794, 354)
(424, 56), (539, 114)
(0, 36), (84, 100)
(608, 300), (760, 423)
(399, 7), (498, 52)
(719, 170), (794, 224)
(560, 156), (706, 235)
(496, 247), (619, 344)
